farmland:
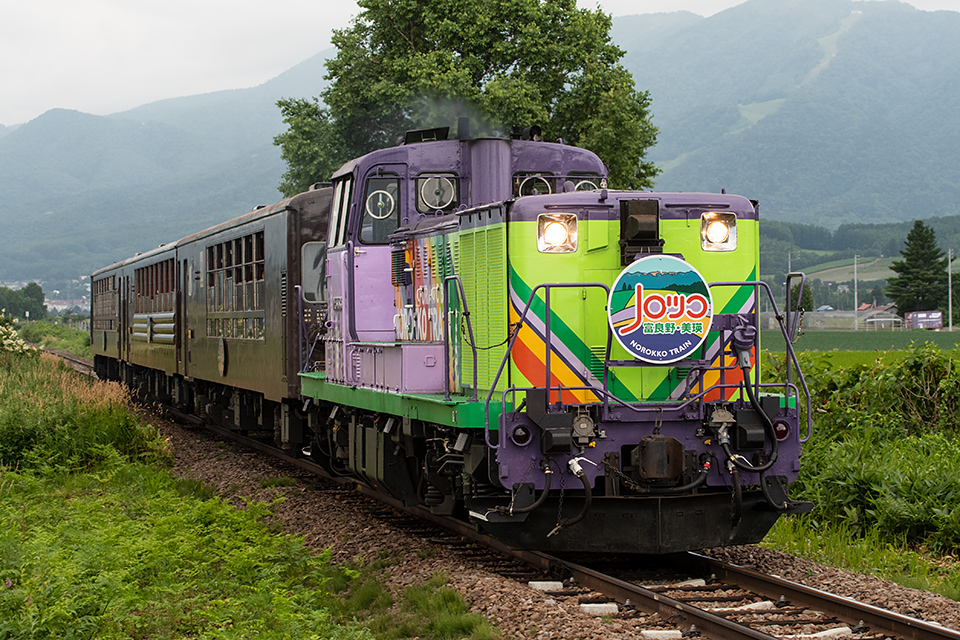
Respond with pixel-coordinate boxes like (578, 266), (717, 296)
(761, 329), (959, 354)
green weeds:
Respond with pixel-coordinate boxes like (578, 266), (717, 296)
(0, 457), (369, 639)
(786, 343), (960, 553)
(329, 568), (499, 640)
(764, 517), (960, 601)
(0, 347), (497, 638)
(761, 342), (960, 600)
(19, 320), (92, 359)
(0, 353), (165, 469)
(258, 476), (297, 489)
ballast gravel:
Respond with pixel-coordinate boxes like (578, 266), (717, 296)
(153, 415), (960, 638)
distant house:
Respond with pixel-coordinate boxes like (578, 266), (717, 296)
(815, 305), (836, 312)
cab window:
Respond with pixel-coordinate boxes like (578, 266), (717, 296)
(416, 173), (459, 213)
(301, 241), (327, 302)
(360, 173), (400, 244)
(328, 176), (353, 248)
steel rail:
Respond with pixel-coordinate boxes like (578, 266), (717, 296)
(685, 552), (960, 640)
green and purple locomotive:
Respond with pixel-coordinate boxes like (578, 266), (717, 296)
(92, 121), (811, 553)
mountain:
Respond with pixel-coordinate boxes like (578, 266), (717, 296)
(0, 49), (332, 284)
(2, 0), (960, 288)
(616, 0), (960, 227)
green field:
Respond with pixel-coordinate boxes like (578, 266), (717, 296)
(804, 256), (895, 282)
(762, 329), (960, 353)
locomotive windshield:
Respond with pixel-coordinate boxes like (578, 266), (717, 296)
(360, 173), (400, 244)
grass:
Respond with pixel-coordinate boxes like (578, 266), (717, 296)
(18, 319), (92, 359)
(329, 568), (500, 640)
(0, 461), (368, 639)
(762, 329), (960, 353)
(0, 347), (499, 638)
(764, 517), (960, 601)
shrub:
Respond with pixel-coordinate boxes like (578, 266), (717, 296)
(788, 343), (960, 552)
(0, 323), (39, 359)
(0, 353), (166, 468)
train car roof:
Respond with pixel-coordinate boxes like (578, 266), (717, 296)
(91, 188), (331, 278)
(92, 241), (178, 277)
(176, 192), (301, 247)
(330, 135), (603, 181)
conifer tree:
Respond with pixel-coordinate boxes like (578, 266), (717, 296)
(885, 220), (948, 315)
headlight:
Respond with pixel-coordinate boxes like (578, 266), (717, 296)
(537, 213), (578, 253)
(700, 212), (737, 251)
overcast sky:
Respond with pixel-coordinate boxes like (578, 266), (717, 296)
(1, 0), (957, 126)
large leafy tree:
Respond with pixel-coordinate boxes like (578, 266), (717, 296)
(274, 0), (658, 196)
(885, 220), (949, 315)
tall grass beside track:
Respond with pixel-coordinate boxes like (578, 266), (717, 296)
(0, 327), (499, 639)
(762, 342), (960, 600)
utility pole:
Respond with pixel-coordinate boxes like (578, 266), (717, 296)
(950, 248), (954, 332)
(853, 255), (859, 331)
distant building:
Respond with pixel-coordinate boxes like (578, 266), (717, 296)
(905, 311), (943, 330)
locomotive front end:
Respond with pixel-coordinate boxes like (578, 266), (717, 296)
(462, 190), (812, 553)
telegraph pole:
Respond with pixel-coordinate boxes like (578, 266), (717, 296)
(853, 255), (859, 331)
(950, 248), (954, 332)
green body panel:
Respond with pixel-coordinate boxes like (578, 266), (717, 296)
(457, 221), (509, 395)
(300, 209), (770, 427)
(506, 216), (761, 403)
(300, 372), (508, 429)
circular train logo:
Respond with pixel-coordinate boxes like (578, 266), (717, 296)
(608, 255), (713, 364)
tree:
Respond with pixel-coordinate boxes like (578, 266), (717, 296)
(884, 220), (948, 316)
(274, 0), (659, 196)
(791, 280), (813, 312)
(0, 282), (47, 321)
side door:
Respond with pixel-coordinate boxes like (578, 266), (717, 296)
(324, 177), (353, 383)
(350, 164), (405, 341)
(120, 275), (131, 362)
(179, 257), (189, 378)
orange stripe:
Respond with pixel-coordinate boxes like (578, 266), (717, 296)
(512, 327), (591, 404)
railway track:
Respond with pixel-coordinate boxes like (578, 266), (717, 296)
(57, 350), (960, 639)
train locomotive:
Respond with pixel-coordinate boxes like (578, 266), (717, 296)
(92, 120), (812, 554)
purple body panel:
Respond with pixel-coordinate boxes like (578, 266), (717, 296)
(327, 137), (607, 390)
(352, 246), (397, 342)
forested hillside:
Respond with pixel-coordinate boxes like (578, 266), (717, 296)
(0, 51), (332, 287)
(615, 0), (960, 228)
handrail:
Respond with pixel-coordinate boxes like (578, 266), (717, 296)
(709, 280), (813, 443)
(443, 274), (478, 401)
(479, 278), (813, 448)
(295, 284), (304, 376)
(483, 282), (611, 449)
